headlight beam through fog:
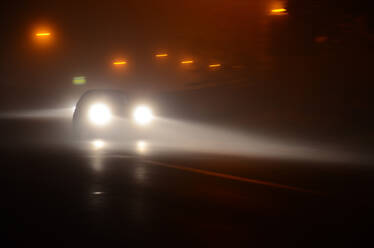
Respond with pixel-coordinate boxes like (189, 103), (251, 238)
(0, 108), (369, 164)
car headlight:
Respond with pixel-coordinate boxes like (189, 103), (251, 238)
(88, 103), (112, 126)
(133, 105), (153, 125)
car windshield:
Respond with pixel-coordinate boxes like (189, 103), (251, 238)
(77, 90), (127, 114)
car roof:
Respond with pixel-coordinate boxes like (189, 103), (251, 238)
(81, 89), (126, 97)
(76, 89), (128, 108)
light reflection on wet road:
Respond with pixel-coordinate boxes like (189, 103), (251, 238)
(1, 141), (374, 246)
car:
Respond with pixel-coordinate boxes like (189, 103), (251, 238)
(72, 89), (154, 142)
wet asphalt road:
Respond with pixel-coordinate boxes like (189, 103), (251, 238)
(0, 120), (374, 247)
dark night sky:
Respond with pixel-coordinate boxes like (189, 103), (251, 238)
(0, 0), (274, 106)
(0, 1), (370, 91)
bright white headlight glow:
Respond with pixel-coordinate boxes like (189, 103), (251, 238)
(136, 140), (147, 153)
(133, 105), (153, 125)
(88, 103), (112, 126)
(92, 139), (105, 150)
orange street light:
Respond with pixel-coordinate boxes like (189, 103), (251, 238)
(209, 64), (221, 68)
(181, 60), (194, 64)
(155, 53), (168, 58)
(35, 32), (51, 37)
(271, 8), (287, 15)
(113, 60), (127, 65)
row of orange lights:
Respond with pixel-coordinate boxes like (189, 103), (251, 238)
(113, 55), (222, 69)
(33, 30), (252, 70)
(33, 7), (286, 75)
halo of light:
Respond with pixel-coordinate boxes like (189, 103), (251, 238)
(136, 140), (147, 153)
(88, 103), (112, 126)
(92, 139), (105, 150)
(133, 106), (153, 125)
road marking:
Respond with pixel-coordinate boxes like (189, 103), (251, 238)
(144, 160), (322, 195)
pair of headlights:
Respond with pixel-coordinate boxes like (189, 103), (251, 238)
(88, 103), (153, 126)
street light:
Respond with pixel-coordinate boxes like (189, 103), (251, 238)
(113, 60), (127, 66)
(209, 64), (221, 68)
(155, 53), (168, 58)
(33, 28), (53, 47)
(181, 60), (194, 64)
(35, 32), (51, 37)
(271, 8), (287, 15)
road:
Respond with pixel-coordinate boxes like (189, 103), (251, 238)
(0, 120), (373, 247)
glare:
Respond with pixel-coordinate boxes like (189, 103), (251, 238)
(136, 141), (147, 153)
(113, 61), (127, 65)
(35, 32), (51, 37)
(209, 64), (221, 68)
(138, 117), (365, 164)
(271, 8), (287, 13)
(92, 139), (105, 150)
(88, 103), (112, 126)
(90, 152), (104, 172)
(71, 106), (76, 113)
(155, 53), (168, 58)
(133, 106), (153, 125)
(271, 8), (287, 15)
(181, 60), (194, 64)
